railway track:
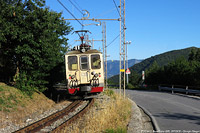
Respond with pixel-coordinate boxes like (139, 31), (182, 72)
(15, 98), (95, 133)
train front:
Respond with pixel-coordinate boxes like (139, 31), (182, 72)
(65, 45), (104, 95)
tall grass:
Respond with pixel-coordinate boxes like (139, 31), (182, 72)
(64, 89), (132, 133)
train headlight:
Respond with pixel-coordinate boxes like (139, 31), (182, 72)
(71, 75), (75, 79)
(91, 71), (96, 75)
(94, 73), (98, 77)
(81, 48), (86, 53)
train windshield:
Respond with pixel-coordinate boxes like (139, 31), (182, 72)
(91, 55), (101, 69)
(80, 56), (89, 70)
(68, 56), (78, 71)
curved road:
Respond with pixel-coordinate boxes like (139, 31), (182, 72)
(125, 90), (200, 131)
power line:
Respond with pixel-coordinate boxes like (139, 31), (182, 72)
(95, 8), (115, 18)
(73, 0), (83, 11)
(112, 0), (120, 17)
(57, 0), (83, 26)
(68, 0), (83, 15)
(106, 34), (120, 48)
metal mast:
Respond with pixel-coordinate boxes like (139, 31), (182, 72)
(119, 0), (126, 97)
(102, 22), (107, 89)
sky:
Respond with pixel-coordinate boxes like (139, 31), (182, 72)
(45, 0), (200, 60)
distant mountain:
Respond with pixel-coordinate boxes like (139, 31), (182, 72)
(107, 59), (143, 78)
(109, 47), (198, 83)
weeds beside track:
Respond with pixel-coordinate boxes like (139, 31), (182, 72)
(15, 98), (94, 133)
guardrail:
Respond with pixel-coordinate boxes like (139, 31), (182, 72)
(159, 85), (200, 95)
(107, 84), (119, 88)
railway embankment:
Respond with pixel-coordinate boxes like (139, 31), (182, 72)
(0, 83), (153, 132)
(0, 82), (71, 132)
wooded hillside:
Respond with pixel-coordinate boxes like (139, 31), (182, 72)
(109, 47), (199, 87)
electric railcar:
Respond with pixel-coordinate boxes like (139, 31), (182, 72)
(65, 30), (104, 95)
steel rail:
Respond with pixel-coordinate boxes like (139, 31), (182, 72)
(52, 98), (95, 133)
(15, 100), (83, 133)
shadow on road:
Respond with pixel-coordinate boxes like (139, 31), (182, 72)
(154, 113), (200, 125)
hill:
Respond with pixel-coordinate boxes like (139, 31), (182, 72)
(109, 47), (198, 83)
(130, 47), (198, 74)
(0, 83), (55, 129)
(107, 59), (143, 78)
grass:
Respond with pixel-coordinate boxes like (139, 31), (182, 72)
(0, 82), (55, 129)
(105, 128), (127, 133)
(63, 89), (132, 133)
(0, 83), (21, 112)
(103, 89), (115, 96)
(0, 83), (132, 132)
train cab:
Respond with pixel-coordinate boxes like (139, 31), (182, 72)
(65, 30), (104, 95)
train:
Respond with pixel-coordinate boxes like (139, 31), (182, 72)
(64, 30), (104, 95)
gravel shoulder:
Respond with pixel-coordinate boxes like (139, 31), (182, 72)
(128, 99), (154, 133)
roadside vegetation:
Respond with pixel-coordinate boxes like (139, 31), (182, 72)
(64, 89), (132, 133)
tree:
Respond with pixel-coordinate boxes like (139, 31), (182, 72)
(189, 48), (200, 62)
(188, 48), (197, 61)
(128, 70), (140, 87)
(145, 61), (161, 85)
(0, 0), (72, 95)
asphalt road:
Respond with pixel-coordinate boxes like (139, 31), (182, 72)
(124, 90), (200, 131)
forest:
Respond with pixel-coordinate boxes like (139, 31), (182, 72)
(145, 48), (200, 87)
(0, 0), (72, 95)
(109, 47), (200, 89)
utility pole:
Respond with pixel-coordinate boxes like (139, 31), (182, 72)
(119, 0), (126, 98)
(102, 22), (108, 89)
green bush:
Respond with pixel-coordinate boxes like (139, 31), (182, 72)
(127, 83), (134, 89)
(103, 89), (114, 97)
(15, 72), (35, 96)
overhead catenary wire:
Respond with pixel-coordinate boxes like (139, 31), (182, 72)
(68, 0), (85, 28)
(68, 0), (84, 15)
(95, 8), (116, 18)
(106, 34), (120, 48)
(57, 0), (83, 27)
(72, 0), (83, 12)
(112, 0), (120, 17)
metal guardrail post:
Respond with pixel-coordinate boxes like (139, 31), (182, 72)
(186, 86), (188, 95)
(159, 85), (200, 95)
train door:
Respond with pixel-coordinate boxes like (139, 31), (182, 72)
(80, 55), (90, 84)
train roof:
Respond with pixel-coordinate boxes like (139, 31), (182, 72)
(65, 49), (102, 55)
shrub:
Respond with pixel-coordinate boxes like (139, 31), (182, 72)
(15, 72), (35, 96)
(127, 83), (134, 89)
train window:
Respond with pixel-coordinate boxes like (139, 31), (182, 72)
(80, 56), (89, 70)
(91, 55), (101, 69)
(68, 56), (78, 71)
